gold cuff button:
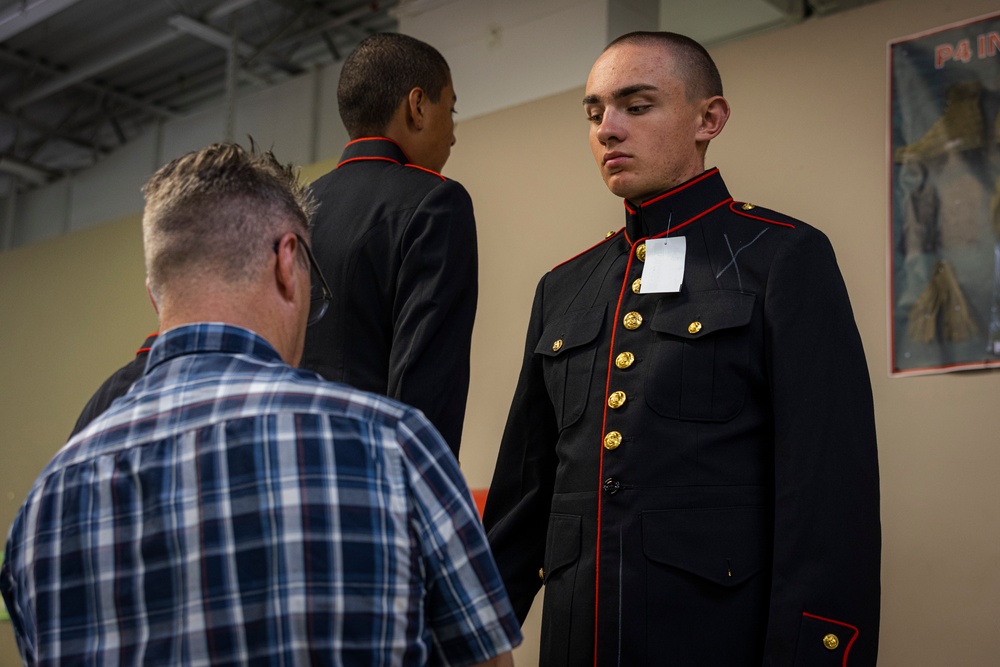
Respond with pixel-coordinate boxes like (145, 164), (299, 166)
(822, 634), (839, 650)
(741, 202), (756, 210)
(631, 278), (642, 294)
(636, 243), (646, 262)
(538, 567), (545, 581)
(615, 352), (635, 369)
(552, 339), (563, 352)
(623, 311), (643, 330)
(608, 390), (626, 409)
(688, 321), (702, 334)
(604, 431), (622, 450)
(605, 230), (616, 239)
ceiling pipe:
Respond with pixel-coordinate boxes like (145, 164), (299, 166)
(0, 155), (51, 185)
(0, 0), (85, 43)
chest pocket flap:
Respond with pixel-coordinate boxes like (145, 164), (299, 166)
(534, 303), (606, 357)
(650, 291), (755, 338)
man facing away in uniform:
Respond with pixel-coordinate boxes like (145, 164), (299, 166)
(483, 32), (880, 666)
(1, 143), (521, 666)
(301, 32), (476, 459)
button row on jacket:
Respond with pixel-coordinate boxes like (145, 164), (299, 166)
(615, 351), (634, 369)
(623, 311), (642, 330)
(604, 430), (622, 450)
(636, 242), (646, 262)
(608, 390), (626, 409)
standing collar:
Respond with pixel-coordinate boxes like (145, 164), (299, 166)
(623, 168), (732, 243)
(337, 137), (410, 168)
(146, 323), (284, 373)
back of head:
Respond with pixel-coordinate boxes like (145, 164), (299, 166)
(142, 142), (316, 303)
(606, 31), (723, 101)
(337, 32), (451, 139)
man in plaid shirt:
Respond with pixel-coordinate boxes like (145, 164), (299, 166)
(1, 143), (521, 666)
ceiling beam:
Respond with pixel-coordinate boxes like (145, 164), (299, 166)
(0, 0), (85, 43)
(0, 155), (53, 185)
(8, 29), (180, 109)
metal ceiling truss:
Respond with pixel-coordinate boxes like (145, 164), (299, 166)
(0, 0), (398, 195)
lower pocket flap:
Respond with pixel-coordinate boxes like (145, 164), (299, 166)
(545, 513), (582, 574)
(641, 506), (769, 586)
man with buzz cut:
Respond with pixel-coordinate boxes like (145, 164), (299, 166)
(301, 32), (475, 459)
(484, 31), (881, 666)
(1, 142), (521, 666)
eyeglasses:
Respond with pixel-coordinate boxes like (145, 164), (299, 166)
(273, 233), (332, 326)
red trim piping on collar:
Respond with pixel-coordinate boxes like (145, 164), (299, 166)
(801, 612), (859, 667)
(624, 197), (732, 248)
(640, 168), (720, 208)
(336, 156), (401, 169)
(344, 136), (403, 149)
(730, 202), (796, 228)
(624, 201), (637, 215)
(551, 229), (622, 271)
(404, 163), (447, 181)
(137, 333), (158, 356)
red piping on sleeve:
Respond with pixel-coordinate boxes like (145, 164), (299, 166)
(404, 163), (447, 181)
(801, 612), (859, 667)
(730, 202), (796, 228)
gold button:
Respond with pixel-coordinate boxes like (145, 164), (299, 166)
(631, 278), (641, 294)
(552, 339), (563, 352)
(605, 230), (616, 239)
(636, 243), (646, 262)
(822, 634), (839, 650)
(688, 321), (702, 334)
(742, 202), (756, 210)
(623, 311), (643, 330)
(615, 352), (635, 369)
(604, 431), (622, 450)
(538, 567), (545, 581)
(608, 390), (626, 409)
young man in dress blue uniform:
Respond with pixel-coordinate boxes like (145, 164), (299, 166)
(484, 31), (881, 666)
(2, 143), (520, 666)
(301, 33), (476, 459)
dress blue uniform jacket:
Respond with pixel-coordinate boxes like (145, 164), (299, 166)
(302, 138), (478, 457)
(483, 169), (881, 666)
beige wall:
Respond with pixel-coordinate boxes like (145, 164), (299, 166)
(3, 0), (1000, 664)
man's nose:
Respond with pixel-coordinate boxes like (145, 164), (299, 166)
(596, 108), (624, 145)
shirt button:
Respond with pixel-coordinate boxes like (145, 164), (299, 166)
(632, 278), (642, 294)
(552, 338), (564, 352)
(623, 311), (643, 330)
(603, 478), (621, 494)
(636, 243), (646, 262)
(615, 352), (635, 369)
(603, 430), (622, 450)
(688, 321), (702, 334)
(608, 390), (626, 409)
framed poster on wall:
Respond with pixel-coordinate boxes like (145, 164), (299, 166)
(888, 10), (1000, 376)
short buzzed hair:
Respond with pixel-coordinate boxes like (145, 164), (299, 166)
(606, 31), (723, 101)
(142, 142), (316, 301)
(337, 32), (451, 139)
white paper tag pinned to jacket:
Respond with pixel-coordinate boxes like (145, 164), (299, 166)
(639, 237), (686, 293)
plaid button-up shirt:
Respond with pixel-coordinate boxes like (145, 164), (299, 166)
(2, 324), (521, 666)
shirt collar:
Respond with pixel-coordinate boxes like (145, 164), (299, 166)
(146, 323), (285, 373)
(337, 136), (410, 167)
(623, 168), (732, 243)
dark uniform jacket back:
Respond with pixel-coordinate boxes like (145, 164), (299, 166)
(302, 138), (478, 457)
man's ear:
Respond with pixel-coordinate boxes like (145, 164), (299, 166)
(696, 95), (730, 143)
(273, 232), (302, 304)
(407, 86), (427, 131)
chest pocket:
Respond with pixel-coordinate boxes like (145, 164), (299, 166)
(535, 304), (606, 430)
(644, 291), (754, 422)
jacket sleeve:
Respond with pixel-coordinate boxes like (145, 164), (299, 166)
(482, 275), (559, 623)
(763, 229), (881, 666)
(390, 179), (478, 459)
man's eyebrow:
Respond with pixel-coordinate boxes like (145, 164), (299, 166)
(583, 84), (659, 105)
